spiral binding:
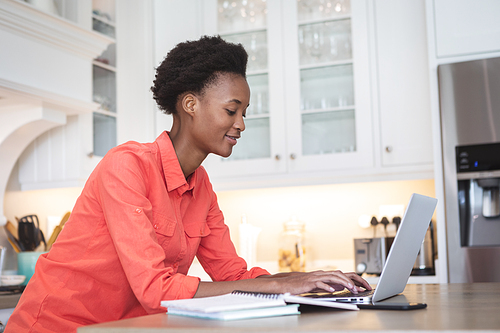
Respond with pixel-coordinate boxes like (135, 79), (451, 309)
(231, 290), (283, 300)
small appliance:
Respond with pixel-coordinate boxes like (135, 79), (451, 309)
(354, 237), (394, 275)
(354, 222), (436, 276)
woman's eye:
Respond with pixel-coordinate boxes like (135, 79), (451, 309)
(226, 109), (236, 115)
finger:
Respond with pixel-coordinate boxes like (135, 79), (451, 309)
(346, 273), (371, 289)
(310, 270), (358, 293)
(328, 270), (357, 291)
(327, 284), (345, 292)
(346, 273), (372, 290)
(315, 281), (338, 293)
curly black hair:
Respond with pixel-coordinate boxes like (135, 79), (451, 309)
(151, 35), (248, 114)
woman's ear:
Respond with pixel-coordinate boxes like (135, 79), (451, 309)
(180, 93), (197, 118)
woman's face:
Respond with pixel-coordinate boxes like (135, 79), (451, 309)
(193, 73), (250, 158)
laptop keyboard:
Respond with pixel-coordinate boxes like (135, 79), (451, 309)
(301, 288), (375, 299)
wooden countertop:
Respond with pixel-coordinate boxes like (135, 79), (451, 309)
(78, 283), (500, 332)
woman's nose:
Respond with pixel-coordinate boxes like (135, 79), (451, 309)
(234, 114), (245, 132)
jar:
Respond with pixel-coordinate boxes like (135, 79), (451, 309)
(278, 217), (306, 272)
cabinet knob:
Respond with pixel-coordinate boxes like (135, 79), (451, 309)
(290, 153), (296, 160)
(385, 146), (393, 153)
(87, 152), (94, 158)
(275, 154), (281, 161)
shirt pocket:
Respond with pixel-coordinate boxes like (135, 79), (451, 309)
(184, 221), (211, 258)
(184, 221), (211, 239)
(152, 211), (176, 245)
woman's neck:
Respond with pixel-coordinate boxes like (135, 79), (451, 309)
(168, 123), (207, 179)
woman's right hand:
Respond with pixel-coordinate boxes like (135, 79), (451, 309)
(195, 270), (371, 298)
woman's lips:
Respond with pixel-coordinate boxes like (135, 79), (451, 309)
(225, 135), (238, 145)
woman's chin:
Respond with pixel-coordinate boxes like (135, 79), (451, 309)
(213, 149), (233, 159)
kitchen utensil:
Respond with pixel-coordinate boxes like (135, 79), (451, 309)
(5, 221), (18, 240)
(46, 212), (70, 249)
(46, 211), (70, 251)
(4, 222), (24, 252)
(7, 238), (21, 253)
(59, 211), (71, 227)
(18, 215), (46, 251)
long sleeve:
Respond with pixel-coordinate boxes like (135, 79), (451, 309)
(194, 172), (270, 281)
(94, 148), (201, 312)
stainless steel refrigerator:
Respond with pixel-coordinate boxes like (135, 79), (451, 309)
(439, 56), (500, 283)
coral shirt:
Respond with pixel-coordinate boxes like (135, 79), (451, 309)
(7, 132), (269, 333)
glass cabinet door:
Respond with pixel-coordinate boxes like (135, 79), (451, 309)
(92, 0), (117, 157)
(202, 0), (287, 179)
(284, 0), (373, 172)
(202, 0), (373, 180)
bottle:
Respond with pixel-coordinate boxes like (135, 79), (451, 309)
(278, 217), (306, 272)
(239, 214), (261, 268)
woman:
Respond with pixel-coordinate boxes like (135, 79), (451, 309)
(6, 36), (370, 332)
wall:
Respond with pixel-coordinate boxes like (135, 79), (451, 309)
(216, 179), (435, 272)
(2, 183), (82, 271)
(2, 177), (434, 273)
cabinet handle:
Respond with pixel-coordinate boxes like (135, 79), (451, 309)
(290, 153), (296, 160)
(385, 146), (393, 153)
(275, 154), (281, 161)
(87, 152), (94, 158)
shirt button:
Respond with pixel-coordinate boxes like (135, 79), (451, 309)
(173, 263), (178, 268)
(135, 208), (142, 214)
(200, 230), (203, 235)
(154, 224), (158, 229)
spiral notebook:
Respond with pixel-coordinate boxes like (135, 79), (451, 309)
(161, 290), (357, 321)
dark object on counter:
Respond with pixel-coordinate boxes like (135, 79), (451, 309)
(392, 217), (402, 231)
(357, 302), (427, 310)
(0, 285), (26, 295)
(17, 215), (46, 251)
(411, 221), (436, 276)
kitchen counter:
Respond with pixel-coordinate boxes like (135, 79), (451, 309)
(78, 283), (500, 332)
(0, 293), (21, 310)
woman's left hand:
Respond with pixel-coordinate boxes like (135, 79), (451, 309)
(257, 270), (372, 295)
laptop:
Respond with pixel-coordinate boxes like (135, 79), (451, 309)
(302, 193), (438, 304)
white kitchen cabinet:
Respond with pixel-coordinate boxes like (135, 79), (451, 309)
(201, 0), (374, 181)
(201, 0), (288, 178)
(373, 0), (433, 167)
(0, 0), (109, 191)
(283, 0), (374, 174)
(13, 0), (115, 190)
(432, 0), (500, 58)
(18, 114), (98, 189)
(12, 0), (155, 190)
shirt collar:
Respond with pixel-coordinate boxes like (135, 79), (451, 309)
(156, 131), (198, 196)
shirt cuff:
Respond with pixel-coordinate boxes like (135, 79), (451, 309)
(245, 267), (271, 279)
(178, 274), (202, 299)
